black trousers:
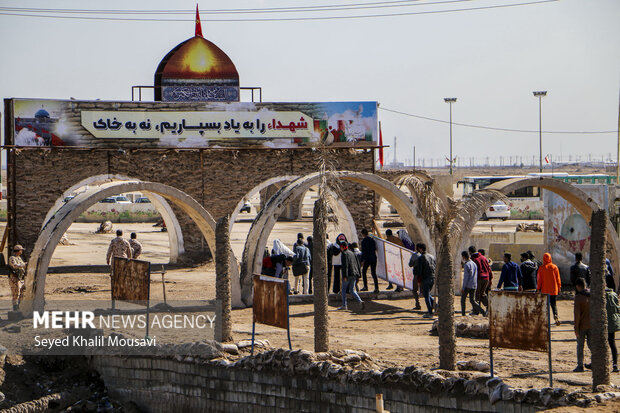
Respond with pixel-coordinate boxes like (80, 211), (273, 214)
(362, 261), (378, 291)
(327, 262), (332, 293)
(331, 266), (341, 293)
(610, 332), (618, 366)
(550, 295), (558, 317)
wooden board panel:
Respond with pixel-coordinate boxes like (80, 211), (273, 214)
(111, 257), (150, 302)
(489, 291), (549, 352)
(253, 274), (288, 329)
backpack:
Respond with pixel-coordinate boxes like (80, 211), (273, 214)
(606, 290), (620, 333)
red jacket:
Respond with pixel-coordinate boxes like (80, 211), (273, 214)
(471, 252), (492, 280)
(537, 253), (561, 295)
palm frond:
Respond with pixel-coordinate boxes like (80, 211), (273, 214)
(314, 147), (341, 226)
(399, 175), (448, 237)
(449, 189), (507, 242)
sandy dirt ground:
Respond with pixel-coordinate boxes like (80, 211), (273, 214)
(0, 215), (615, 406)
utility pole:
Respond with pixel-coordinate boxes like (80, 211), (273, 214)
(533, 91), (547, 173)
(393, 136), (397, 167)
(444, 98), (457, 175)
(413, 146), (416, 170)
(616, 87), (620, 183)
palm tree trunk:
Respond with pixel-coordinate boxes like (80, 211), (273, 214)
(437, 234), (456, 370)
(589, 208), (609, 388)
(215, 216), (233, 342)
(313, 198), (329, 352)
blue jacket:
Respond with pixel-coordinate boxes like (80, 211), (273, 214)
(497, 261), (522, 290)
(462, 260), (478, 290)
(293, 244), (311, 266)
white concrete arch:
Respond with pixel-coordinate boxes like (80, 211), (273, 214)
(239, 171), (434, 305)
(454, 177), (620, 287)
(42, 174), (185, 263)
(20, 180), (242, 313)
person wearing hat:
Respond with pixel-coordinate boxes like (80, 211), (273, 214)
(8, 245), (27, 310)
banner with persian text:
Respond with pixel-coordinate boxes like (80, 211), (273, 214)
(8, 99), (378, 149)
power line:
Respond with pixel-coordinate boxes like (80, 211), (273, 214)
(0, 1), (559, 22)
(379, 107), (619, 134)
(0, 1), (483, 15)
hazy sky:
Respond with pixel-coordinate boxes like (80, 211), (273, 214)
(1, 0), (618, 166)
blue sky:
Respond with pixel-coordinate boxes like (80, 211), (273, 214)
(0, 0), (618, 166)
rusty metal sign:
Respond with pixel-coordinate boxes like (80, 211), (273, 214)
(489, 291), (549, 352)
(111, 257), (151, 302)
(253, 274), (289, 329)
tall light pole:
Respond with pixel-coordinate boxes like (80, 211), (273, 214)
(393, 136), (397, 166)
(444, 98), (457, 175)
(533, 91), (547, 173)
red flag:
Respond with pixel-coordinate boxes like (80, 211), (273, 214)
(545, 155), (550, 163)
(195, 4), (203, 37)
(378, 122), (384, 167)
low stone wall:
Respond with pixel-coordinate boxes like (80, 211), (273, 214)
(90, 346), (611, 413)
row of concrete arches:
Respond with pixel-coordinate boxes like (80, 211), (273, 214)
(19, 172), (620, 313)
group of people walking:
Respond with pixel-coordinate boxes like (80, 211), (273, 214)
(260, 228), (441, 314)
(106, 229), (142, 264)
(459, 246), (620, 374)
(460, 247), (564, 325)
(261, 234), (313, 295)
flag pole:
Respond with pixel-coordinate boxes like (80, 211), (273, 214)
(378, 121), (384, 169)
(195, 4), (203, 37)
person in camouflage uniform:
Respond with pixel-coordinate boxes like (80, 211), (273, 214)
(106, 229), (132, 265)
(129, 232), (142, 259)
(8, 245), (27, 310)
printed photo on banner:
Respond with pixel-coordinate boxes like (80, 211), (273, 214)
(384, 242), (405, 287)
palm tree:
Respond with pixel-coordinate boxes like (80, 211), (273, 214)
(313, 197), (329, 352)
(589, 208), (609, 388)
(400, 175), (458, 369)
(215, 215), (233, 342)
(311, 147), (342, 352)
(436, 232), (456, 369)
(402, 175), (507, 370)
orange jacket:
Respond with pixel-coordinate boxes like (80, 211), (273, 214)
(537, 253), (562, 295)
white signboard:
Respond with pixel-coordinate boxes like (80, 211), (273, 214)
(384, 242), (405, 286)
(371, 235), (416, 290)
(81, 110), (311, 140)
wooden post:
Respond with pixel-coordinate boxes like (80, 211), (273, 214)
(160, 265), (167, 304)
(215, 216), (233, 342)
(589, 208), (610, 388)
(313, 199), (329, 352)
